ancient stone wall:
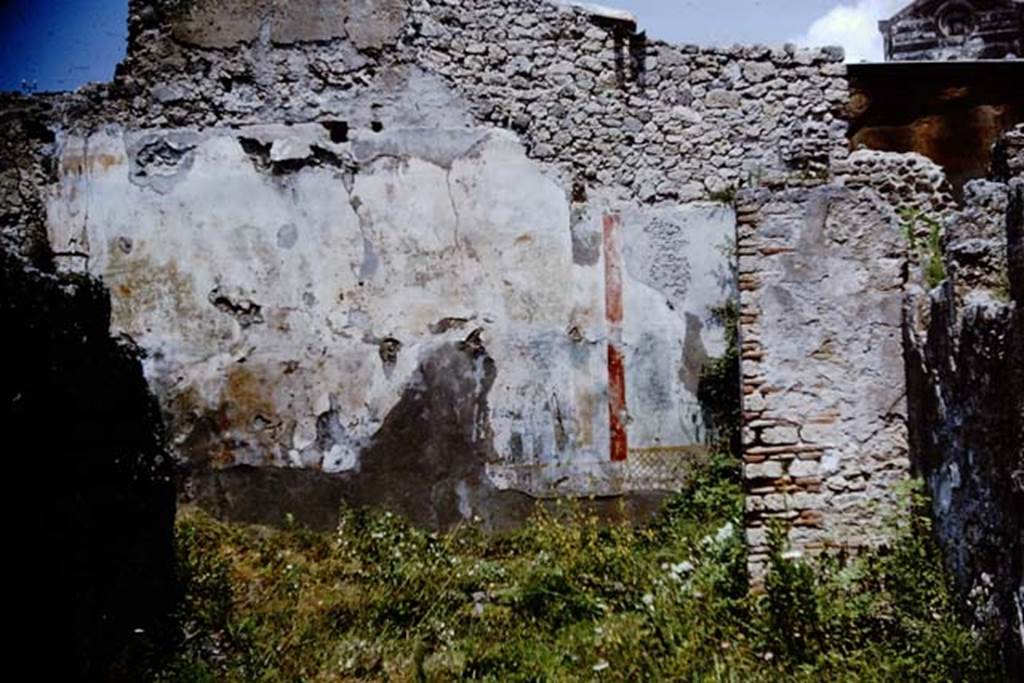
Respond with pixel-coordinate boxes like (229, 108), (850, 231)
(733, 114), (1021, 658)
(30, 0), (854, 528)
(902, 128), (1024, 669)
(90, 0), (853, 198)
(0, 95), (56, 266)
(736, 181), (912, 576)
(995, 121), (1024, 180)
(5, 0), (1023, 671)
(733, 126), (1022, 673)
(879, 0), (1024, 61)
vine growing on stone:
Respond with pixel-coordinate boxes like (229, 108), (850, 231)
(900, 207), (948, 289)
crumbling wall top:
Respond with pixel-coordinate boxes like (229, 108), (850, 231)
(128, 0), (408, 50)
(552, 1), (637, 27)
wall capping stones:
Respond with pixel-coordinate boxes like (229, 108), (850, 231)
(552, 1), (638, 27)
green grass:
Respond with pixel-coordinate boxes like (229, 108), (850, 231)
(151, 465), (999, 682)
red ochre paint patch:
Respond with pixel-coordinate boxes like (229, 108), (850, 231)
(607, 344), (628, 462)
(603, 213), (628, 462)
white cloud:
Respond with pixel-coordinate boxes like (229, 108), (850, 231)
(793, 0), (906, 63)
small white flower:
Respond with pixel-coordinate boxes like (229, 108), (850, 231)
(593, 659), (610, 672)
(642, 593), (655, 606)
(672, 561), (695, 575)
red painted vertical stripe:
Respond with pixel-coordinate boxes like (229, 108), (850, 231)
(603, 214), (624, 325)
(607, 345), (628, 462)
(603, 213), (628, 462)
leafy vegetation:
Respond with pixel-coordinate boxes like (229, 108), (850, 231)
(698, 300), (742, 457)
(149, 466), (999, 682)
(900, 208), (948, 289)
(707, 184), (738, 205)
(994, 268), (1011, 303)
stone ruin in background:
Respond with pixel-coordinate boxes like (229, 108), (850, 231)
(880, 0), (1023, 61)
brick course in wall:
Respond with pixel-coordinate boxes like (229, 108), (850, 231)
(737, 183), (912, 577)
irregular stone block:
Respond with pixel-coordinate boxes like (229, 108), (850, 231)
(745, 460), (784, 480)
(271, 0), (348, 44)
(705, 89), (741, 109)
(170, 0), (271, 48)
(741, 60), (775, 84)
(346, 0), (406, 51)
(761, 425), (799, 445)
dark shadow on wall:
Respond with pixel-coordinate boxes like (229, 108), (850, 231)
(597, 14), (645, 91)
(183, 330), (676, 534)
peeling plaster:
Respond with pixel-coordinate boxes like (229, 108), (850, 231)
(47, 121), (733, 512)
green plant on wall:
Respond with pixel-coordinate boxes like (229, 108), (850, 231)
(994, 269), (1011, 303)
(795, 159), (830, 183)
(708, 184), (738, 205)
(763, 521), (820, 665)
(698, 299), (741, 457)
(899, 207), (947, 289)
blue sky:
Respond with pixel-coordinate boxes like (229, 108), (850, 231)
(0, 0), (907, 93)
(0, 0), (129, 92)
(615, 0), (906, 61)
